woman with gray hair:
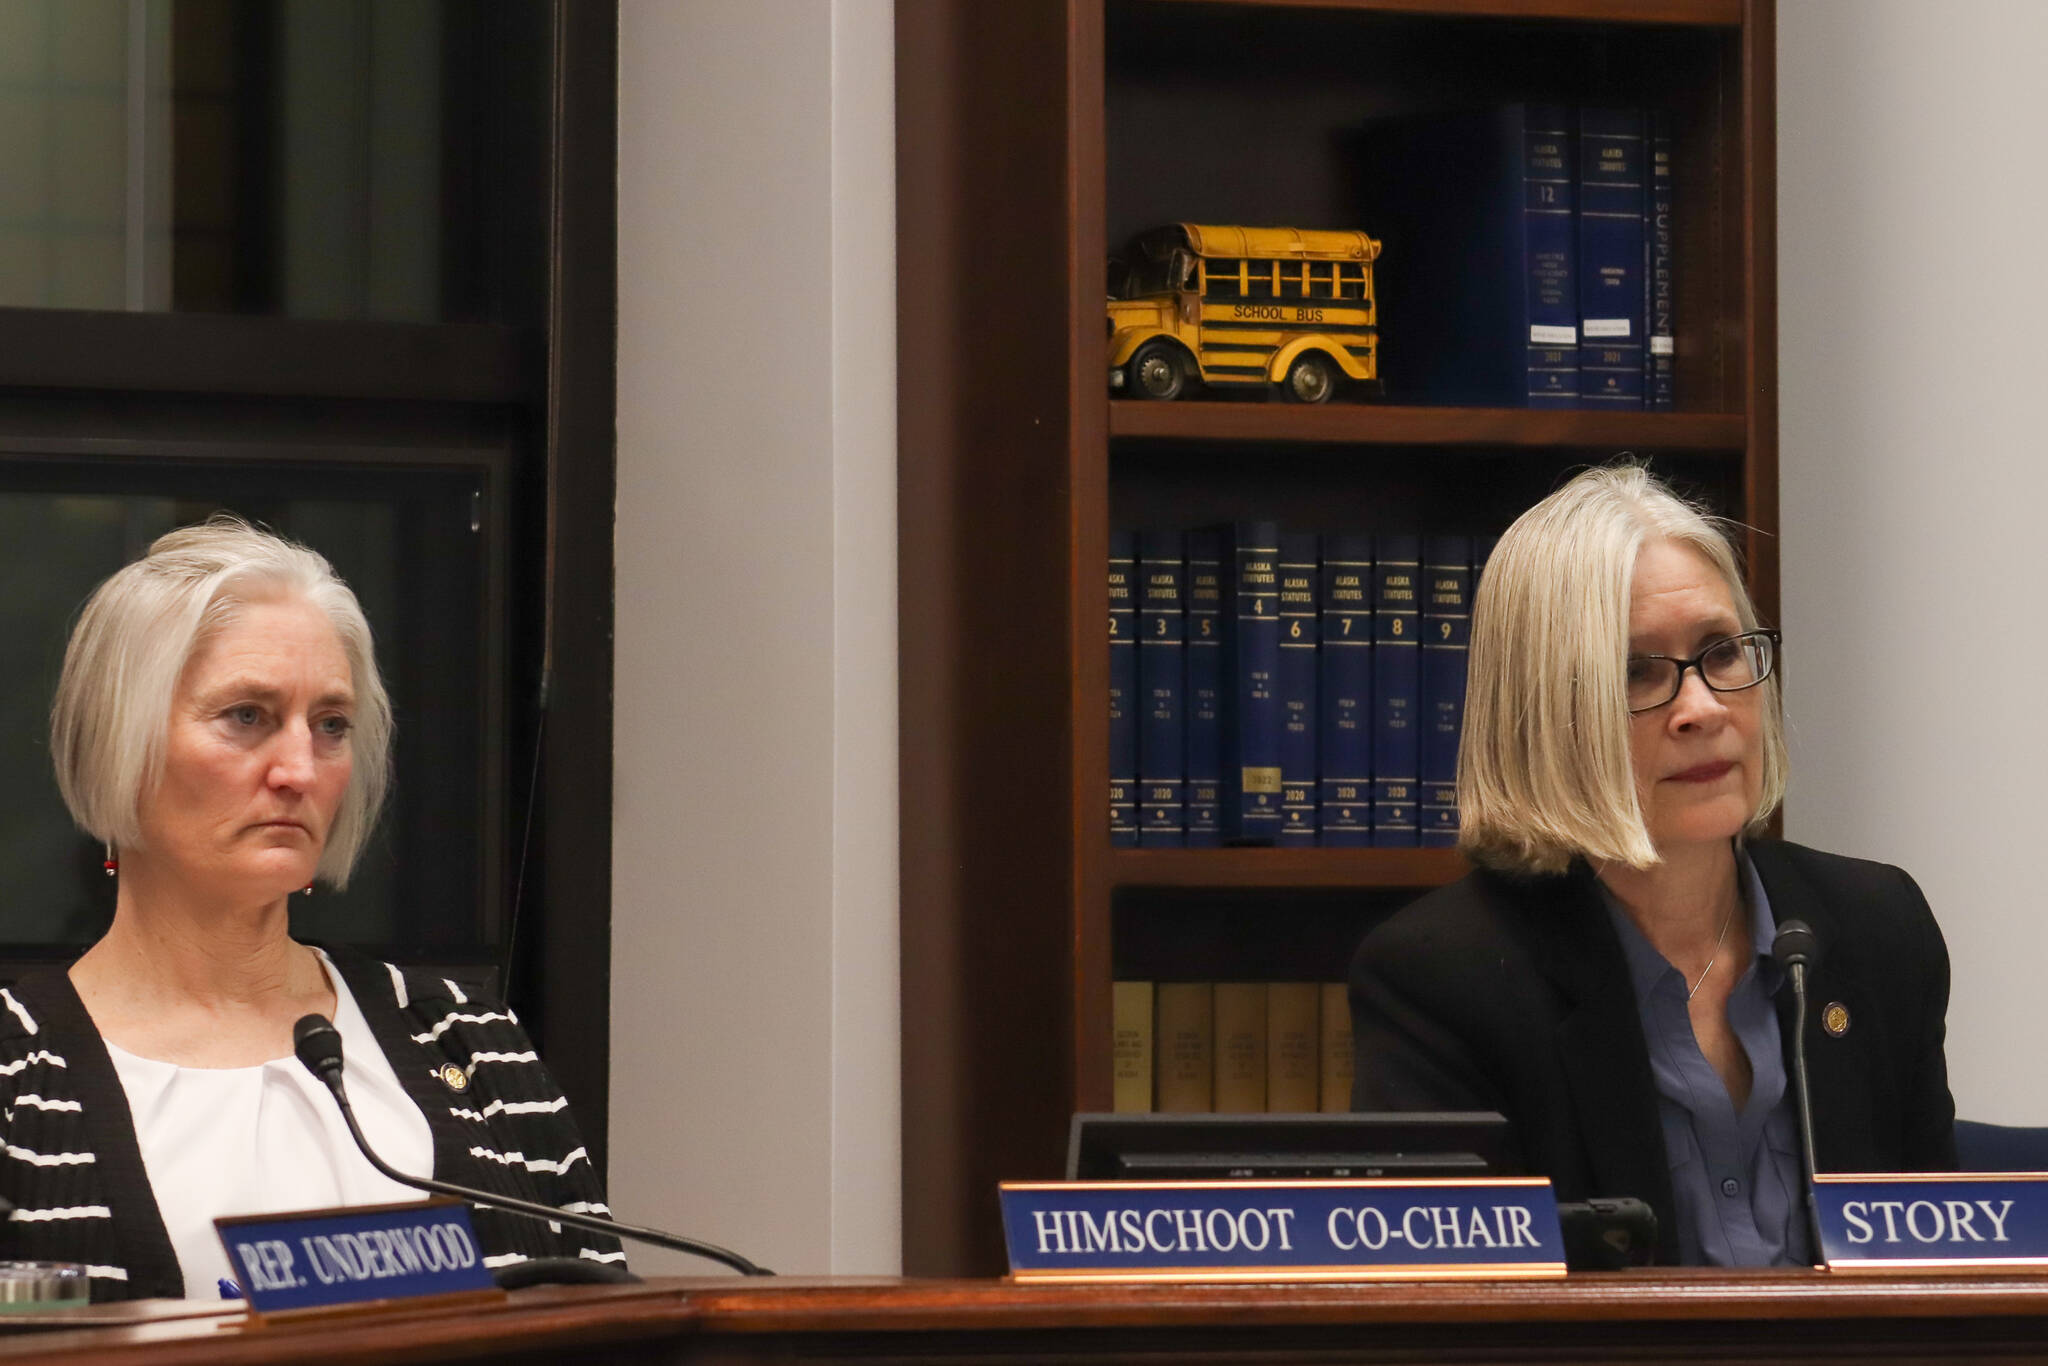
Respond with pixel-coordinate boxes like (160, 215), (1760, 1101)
(1, 517), (619, 1299)
(1350, 465), (1955, 1267)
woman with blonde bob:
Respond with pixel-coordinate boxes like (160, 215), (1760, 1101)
(0, 518), (619, 1299)
(1349, 465), (1954, 1268)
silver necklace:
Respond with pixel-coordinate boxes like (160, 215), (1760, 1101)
(1687, 897), (1740, 1000)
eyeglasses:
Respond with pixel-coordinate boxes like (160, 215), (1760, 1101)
(1626, 629), (1781, 714)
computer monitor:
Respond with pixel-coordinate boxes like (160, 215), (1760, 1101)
(1065, 1112), (1516, 1182)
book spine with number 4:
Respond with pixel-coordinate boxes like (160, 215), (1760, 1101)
(1217, 521), (1283, 843)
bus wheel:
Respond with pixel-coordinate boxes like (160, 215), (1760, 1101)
(1281, 351), (1339, 404)
(1127, 342), (1188, 401)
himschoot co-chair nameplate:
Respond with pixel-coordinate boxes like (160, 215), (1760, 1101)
(998, 1178), (1564, 1282)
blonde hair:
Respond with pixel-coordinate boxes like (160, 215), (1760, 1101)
(1457, 464), (1786, 874)
(49, 516), (393, 889)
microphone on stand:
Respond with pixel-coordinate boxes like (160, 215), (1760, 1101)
(292, 1014), (771, 1278)
(1770, 920), (1826, 1263)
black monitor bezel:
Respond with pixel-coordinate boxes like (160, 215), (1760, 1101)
(1066, 1111), (1518, 1182)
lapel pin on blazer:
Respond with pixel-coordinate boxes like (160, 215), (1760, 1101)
(1822, 1001), (1850, 1037)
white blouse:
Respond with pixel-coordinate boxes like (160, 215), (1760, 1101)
(106, 950), (437, 1299)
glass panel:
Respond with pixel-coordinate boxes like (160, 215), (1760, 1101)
(0, 456), (501, 960)
(0, 0), (166, 309)
(0, 0), (548, 323)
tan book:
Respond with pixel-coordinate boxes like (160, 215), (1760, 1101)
(1111, 981), (1154, 1113)
(1265, 982), (1321, 1112)
(1319, 982), (1354, 1112)
(1154, 983), (1213, 1113)
(1211, 983), (1268, 1113)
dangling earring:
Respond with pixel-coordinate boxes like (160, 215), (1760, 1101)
(103, 844), (117, 878)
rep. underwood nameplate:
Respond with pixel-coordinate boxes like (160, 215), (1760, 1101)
(216, 1198), (500, 1316)
(999, 1178), (1565, 1282)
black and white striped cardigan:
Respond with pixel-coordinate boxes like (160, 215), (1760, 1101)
(0, 946), (623, 1299)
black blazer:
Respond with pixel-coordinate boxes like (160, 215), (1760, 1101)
(1348, 839), (1957, 1266)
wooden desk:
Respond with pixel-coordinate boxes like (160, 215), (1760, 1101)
(6, 1272), (2048, 1364)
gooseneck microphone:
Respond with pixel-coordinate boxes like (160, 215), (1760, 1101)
(1770, 920), (1826, 1263)
(292, 1015), (771, 1276)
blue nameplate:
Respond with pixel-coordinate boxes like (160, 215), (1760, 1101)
(999, 1179), (1565, 1282)
(216, 1198), (500, 1315)
(1815, 1174), (2048, 1269)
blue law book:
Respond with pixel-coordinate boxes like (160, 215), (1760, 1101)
(1137, 530), (1186, 846)
(1183, 530), (1224, 847)
(1216, 520), (1283, 844)
(1276, 533), (1319, 848)
(1419, 536), (1473, 848)
(1646, 111), (1675, 410)
(1318, 534), (1373, 847)
(1352, 104), (1577, 407)
(1371, 535), (1421, 846)
(1109, 531), (1138, 846)
(1578, 107), (1647, 408)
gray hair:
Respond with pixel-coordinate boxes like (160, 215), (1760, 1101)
(49, 516), (392, 888)
(1457, 464), (1786, 874)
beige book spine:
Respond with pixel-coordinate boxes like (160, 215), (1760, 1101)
(1111, 981), (1154, 1113)
(1154, 982), (1214, 1113)
(1211, 983), (1268, 1113)
(1264, 981), (1321, 1112)
(1319, 981), (1354, 1112)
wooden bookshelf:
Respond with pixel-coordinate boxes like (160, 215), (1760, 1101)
(1111, 401), (1747, 450)
(897, 0), (1776, 1276)
(1112, 846), (1465, 889)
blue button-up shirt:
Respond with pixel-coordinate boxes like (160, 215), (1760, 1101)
(1601, 854), (1813, 1266)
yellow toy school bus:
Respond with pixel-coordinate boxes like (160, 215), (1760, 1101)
(1107, 223), (1382, 404)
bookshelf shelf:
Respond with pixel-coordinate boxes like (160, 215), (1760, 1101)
(1110, 402), (1747, 451)
(1111, 847), (1465, 890)
(898, 0), (1776, 1277)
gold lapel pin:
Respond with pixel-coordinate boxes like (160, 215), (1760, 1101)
(1822, 1002), (1850, 1038)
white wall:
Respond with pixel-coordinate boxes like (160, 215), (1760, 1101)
(1779, 0), (2048, 1122)
(613, 0), (900, 1273)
